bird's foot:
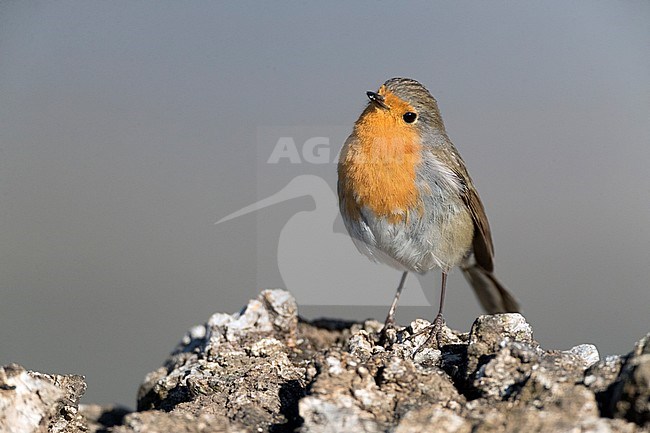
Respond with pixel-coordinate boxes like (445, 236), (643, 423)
(410, 313), (445, 355)
(379, 316), (398, 347)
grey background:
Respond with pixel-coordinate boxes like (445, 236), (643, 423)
(1, 1), (649, 407)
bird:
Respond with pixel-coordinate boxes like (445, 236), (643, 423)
(337, 77), (520, 346)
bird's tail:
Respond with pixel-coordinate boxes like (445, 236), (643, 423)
(461, 262), (521, 314)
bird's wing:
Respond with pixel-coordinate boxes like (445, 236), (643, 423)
(463, 179), (495, 272)
(440, 146), (495, 273)
(426, 145), (518, 312)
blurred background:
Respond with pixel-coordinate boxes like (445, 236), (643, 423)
(1, 1), (648, 407)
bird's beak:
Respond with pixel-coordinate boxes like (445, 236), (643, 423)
(366, 91), (389, 109)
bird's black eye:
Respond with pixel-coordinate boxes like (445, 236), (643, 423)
(403, 112), (417, 123)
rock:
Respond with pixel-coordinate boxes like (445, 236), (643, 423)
(128, 291), (648, 432)
(465, 313), (534, 382)
(299, 396), (383, 433)
(585, 355), (625, 394)
(137, 289), (307, 432)
(0, 363), (87, 433)
(472, 340), (544, 400)
(569, 343), (601, 367)
(393, 407), (471, 433)
(80, 404), (130, 433)
(300, 339), (464, 432)
(468, 405), (642, 433)
(2, 290), (649, 433)
(607, 333), (650, 426)
(109, 411), (249, 433)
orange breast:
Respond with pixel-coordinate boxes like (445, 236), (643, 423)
(339, 91), (423, 224)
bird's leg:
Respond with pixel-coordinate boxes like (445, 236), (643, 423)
(384, 271), (408, 327)
(431, 270), (448, 346)
(412, 272), (448, 353)
(380, 271), (408, 345)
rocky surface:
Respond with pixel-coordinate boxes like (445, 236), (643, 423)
(0, 363), (87, 433)
(2, 289), (649, 432)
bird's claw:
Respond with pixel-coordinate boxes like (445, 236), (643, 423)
(379, 319), (398, 346)
(411, 314), (445, 356)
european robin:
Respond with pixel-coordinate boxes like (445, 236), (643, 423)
(337, 77), (520, 346)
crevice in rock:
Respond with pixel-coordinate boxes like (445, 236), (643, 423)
(269, 380), (307, 433)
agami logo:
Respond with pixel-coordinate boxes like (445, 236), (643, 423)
(216, 131), (432, 307)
